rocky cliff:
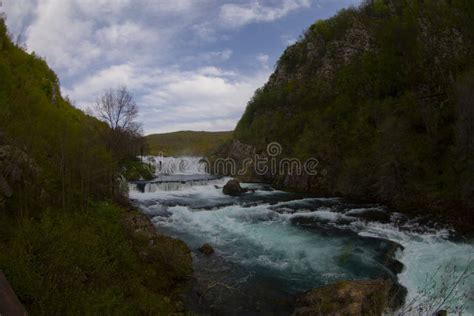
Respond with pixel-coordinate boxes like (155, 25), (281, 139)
(216, 0), (474, 231)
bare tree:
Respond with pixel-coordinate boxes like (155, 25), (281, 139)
(91, 87), (144, 161)
(95, 87), (140, 133)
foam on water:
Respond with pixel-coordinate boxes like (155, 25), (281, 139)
(352, 221), (474, 314)
(129, 180), (474, 314)
(141, 155), (208, 175)
(152, 202), (391, 291)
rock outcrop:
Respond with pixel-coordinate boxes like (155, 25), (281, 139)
(215, 1), (474, 232)
(0, 138), (40, 209)
(223, 179), (247, 196)
(293, 279), (391, 316)
(198, 243), (214, 255)
(0, 271), (28, 316)
(123, 211), (193, 281)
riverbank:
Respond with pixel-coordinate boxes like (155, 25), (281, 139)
(212, 140), (474, 236)
(0, 202), (193, 314)
(129, 177), (474, 315)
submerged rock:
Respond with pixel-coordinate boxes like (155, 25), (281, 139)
(293, 279), (390, 316)
(223, 179), (247, 196)
(348, 209), (391, 223)
(198, 243), (214, 255)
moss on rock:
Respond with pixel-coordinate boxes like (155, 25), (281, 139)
(293, 279), (391, 316)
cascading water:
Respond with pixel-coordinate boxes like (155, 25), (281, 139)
(129, 177), (474, 315)
(141, 156), (208, 176)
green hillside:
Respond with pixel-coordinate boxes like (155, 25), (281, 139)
(0, 19), (191, 314)
(146, 130), (233, 156)
(228, 0), (474, 229)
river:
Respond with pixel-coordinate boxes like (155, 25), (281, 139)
(129, 156), (473, 315)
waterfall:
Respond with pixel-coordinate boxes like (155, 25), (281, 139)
(141, 156), (208, 176)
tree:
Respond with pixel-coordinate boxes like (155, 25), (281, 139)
(91, 87), (144, 161)
(95, 86), (141, 133)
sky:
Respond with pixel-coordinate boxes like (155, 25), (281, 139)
(2, 0), (360, 135)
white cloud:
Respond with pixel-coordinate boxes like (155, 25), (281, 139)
(62, 63), (155, 106)
(281, 33), (298, 45)
(4, 0), (204, 77)
(197, 66), (237, 77)
(257, 53), (270, 69)
(146, 0), (198, 13)
(140, 68), (270, 133)
(220, 0), (311, 28)
(24, 1), (101, 74)
(1, 0), (38, 41)
(181, 49), (233, 65)
(75, 0), (131, 18)
(65, 63), (270, 133)
(2, 0), (358, 134)
(96, 22), (149, 45)
(192, 22), (218, 42)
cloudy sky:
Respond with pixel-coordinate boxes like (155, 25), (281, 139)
(2, 0), (360, 134)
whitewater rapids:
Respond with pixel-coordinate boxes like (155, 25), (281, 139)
(129, 178), (473, 315)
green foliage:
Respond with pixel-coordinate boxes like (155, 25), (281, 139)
(146, 130), (233, 156)
(234, 0), (474, 221)
(122, 159), (155, 181)
(0, 19), (117, 212)
(0, 203), (188, 315)
(0, 19), (192, 314)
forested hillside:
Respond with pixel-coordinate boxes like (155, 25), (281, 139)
(146, 130), (232, 156)
(0, 20), (191, 314)
(229, 0), (474, 229)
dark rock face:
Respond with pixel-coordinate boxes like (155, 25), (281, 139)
(348, 209), (391, 223)
(0, 142), (40, 208)
(217, 1), (474, 232)
(211, 140), (262, 182)
(293, 279), (391, 316)
(198, 243), (214, 255)
(223, 179), (246, 196)
(0, 272), (28, 316)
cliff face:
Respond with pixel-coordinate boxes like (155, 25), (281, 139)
(221, 0), (474, 228)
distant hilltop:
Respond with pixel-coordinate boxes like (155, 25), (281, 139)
(145, 130), (233, 157)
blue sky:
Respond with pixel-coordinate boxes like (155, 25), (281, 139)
(3, 0), (360, 134)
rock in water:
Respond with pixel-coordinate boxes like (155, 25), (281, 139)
(223, 179), (246, 196)
(198, 243), (214, 255)
(293, 279), (390, 316)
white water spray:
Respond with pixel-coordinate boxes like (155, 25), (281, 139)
(141, 156), (208, 175)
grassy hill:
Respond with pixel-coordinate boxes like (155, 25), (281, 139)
(146, 130), (233, 156)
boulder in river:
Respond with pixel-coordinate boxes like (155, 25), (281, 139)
(293, 279), (390, 316)
(346, 208), (391, 223)
(223, 179), (247, 196)
(198, 243), (214, 255)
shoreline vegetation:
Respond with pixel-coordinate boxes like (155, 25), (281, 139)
(214, 0), (474, 235)
(0, 0), (473, 314)
(0, 18), (192, 314)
